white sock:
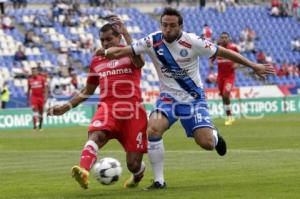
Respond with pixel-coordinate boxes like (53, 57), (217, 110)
(84, 140), (99, 152)
(134, 161), (145, 176)
(148, 139), (165, 184)
(212, 129), (218, 147)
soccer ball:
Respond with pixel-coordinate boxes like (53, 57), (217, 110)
(92, 157), (122, 185)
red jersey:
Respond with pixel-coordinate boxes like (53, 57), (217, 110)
(28, 75), (47, 98)
(292, 0), (298, 8)
(87, 54), (142, 103)
(216, 43), (239, 79)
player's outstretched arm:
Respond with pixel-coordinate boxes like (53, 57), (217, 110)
(117, 22), (144, 68)
(47, 83), (97, 116)
(96, 46), (134, 59)
(103, 15), (144, 67)
(217, 46), (276, 78)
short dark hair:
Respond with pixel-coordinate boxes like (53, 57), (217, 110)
(160, 7), (183, 26)
(99, 23), (120, 37)
(221, 32), (230, 37)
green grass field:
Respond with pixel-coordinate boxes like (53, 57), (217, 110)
(1, 114), (300, 199)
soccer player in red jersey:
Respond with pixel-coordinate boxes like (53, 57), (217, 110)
(27, 67), (48, 130)
(47, 17), (147, 189)
(211, 32), (239, 125)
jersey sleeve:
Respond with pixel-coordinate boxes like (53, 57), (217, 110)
(86, 59), (99, 85)
(131, 35), (153, 56)
(189, 33), (218, 58)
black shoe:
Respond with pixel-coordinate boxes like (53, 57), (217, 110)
(215, 129), (227, 156)
(144, 181), (167, 190)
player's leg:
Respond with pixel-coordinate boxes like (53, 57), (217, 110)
(193, 127), (226, 156)
(180, 103), (227, 156)
(30, 97), (38, 130)
(146, 110), (172, 190)
(222, 79), (235, 125)
(32, 106), (38, 130)
(72, 130), (109, 189)
(122, 105), (147, 188)
(124, 152), (145, 188)
(72, 103), (113, 189)
(38, 100), (44, 130)
(1, 101), (6, 109)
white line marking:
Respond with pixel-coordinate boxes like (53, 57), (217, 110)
(1, 149), (300, 154)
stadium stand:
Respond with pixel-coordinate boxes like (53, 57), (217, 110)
(0, 2), (299, 108)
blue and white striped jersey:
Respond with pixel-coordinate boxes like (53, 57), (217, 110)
(132, 31), (218, 102)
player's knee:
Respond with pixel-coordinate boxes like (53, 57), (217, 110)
(195, 135), (215, 150)
(197, 140), (214, 150)
(88, 131), (107, 147)
(126, 160), (140, 173)
(147, 125), (163, 137)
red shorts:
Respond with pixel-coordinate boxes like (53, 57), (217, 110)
(88, 102), (148, 153)
(31, 97), (44, 112)
(217, 77), (235, 96)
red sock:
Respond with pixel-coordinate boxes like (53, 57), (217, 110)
(80, 140), (98, 171)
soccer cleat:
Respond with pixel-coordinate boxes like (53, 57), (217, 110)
(144, 181), (167, 191)
(124, 167), (145, 188)
(215, 130), (227, 156)
(71, 166), (89, 189)
(224, 117), (235, 126)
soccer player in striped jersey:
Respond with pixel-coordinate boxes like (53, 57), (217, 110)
(98, 7), (275, 189)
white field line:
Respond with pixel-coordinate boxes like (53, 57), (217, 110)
(1, 149), (300, 154)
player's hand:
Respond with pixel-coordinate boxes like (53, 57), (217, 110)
(252, 63), (276, 79)
(95, 48), (105, 56)
(107, 15), (126, 35)
(47, 104), (70, 116)
(95, 47), (120, 59)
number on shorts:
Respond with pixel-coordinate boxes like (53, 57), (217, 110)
(195, 113), (202, 123)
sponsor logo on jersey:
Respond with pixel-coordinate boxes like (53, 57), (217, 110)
(30, 81), (43, 88)
(161, 65), (189, 79)
(176, 58), (191, 63)
(157, 48), (164, 55)
(179, 49), (188, 57)
(107, 60), (119, 68)
(94, 57), (131, 71)
(98, 68), (133, 78)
